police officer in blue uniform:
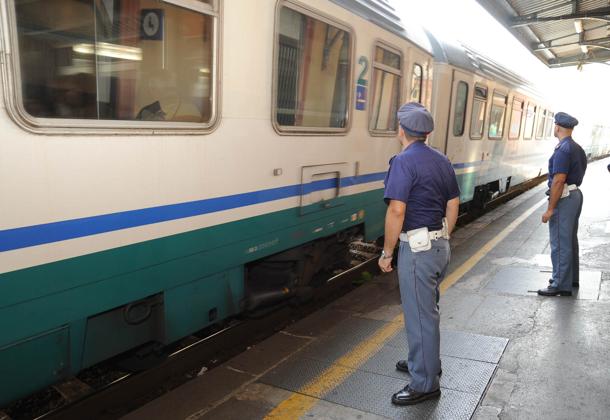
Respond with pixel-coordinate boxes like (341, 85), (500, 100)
(538, 112), (587, 296)
(378, 102), (460, 405)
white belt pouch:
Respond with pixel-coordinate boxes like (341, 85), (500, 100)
(560, 184), (578, 199)
(405, 227), (432, 252)
(400, 218), (449, 253)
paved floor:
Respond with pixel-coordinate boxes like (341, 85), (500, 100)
(124, 157), (610, 420)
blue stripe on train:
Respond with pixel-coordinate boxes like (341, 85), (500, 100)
(0, 155), (544, 253)
(0, 172), (387, 252)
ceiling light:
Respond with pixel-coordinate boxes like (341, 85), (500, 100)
(73, 43), (142, 61)
(574, 20), (583, 34)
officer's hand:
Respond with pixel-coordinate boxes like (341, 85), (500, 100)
(378, 256), (393, 273)
(542, 209), (554, 223)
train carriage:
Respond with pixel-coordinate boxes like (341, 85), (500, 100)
(428, 40), (555, 206)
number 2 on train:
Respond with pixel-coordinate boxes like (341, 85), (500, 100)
(356, 56), (369, 111)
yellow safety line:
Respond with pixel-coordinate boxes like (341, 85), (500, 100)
(265, 197), (547, 419)
(264, 320), (401, 419)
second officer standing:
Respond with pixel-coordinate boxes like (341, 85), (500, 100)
(379, 102), (460, 405)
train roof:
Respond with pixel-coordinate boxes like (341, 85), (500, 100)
(329, 0), (434, 55)
(426, 33), (542, 98)
(328, 1), (542, 98)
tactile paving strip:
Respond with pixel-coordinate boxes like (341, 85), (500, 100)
(299, 316), (392, 363)
(261, 325), (507, 419)
(261, 357), (479, 419)
(329, 369), (480, 420)
(260, 357), (332, 394)
(359, 345), (497, 395)
(440, 331), (508, 364)
(386, 329), (508, 364)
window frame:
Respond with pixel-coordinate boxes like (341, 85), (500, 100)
(368, 40), (403, 137)
(488, 89), (507, 140)
(409, 63), (424, 103)
(545, 111), (555, 139)
(452, 80), (469, 137)
(523, 102), (536, 140)
(535, 108), (546, 140)
(2, 0), (221, 135)
(508, 97), (524, 140)
(272, 0), (355, 136)
(469, 83), (488, 140)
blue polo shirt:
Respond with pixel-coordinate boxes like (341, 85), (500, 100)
(383, 141), (460, 232)
(547, 136), (587, 188)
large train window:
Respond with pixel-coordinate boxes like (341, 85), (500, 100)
(536, 109), (546, 139)
(452, 81), (468, 137)
(275, 5), (351, 132)
(488, 91), (507, 139)
(469, 84), (487, 140)
(13, 0), (218, 127)
(508, 98), (523, 140)
(545, 112), (555, 138)
(409, 64), (423, 103)
(369, 45), (402, 134)
(523, 103), (536, 140)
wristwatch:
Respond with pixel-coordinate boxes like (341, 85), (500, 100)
(380, 250), (393, 260)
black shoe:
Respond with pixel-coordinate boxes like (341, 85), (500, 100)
(396, 360), (442, 376)
(391, 385), (441, 406)
(537, 287), (572, 296)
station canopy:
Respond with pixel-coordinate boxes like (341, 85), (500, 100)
(476, 0), (610, 68)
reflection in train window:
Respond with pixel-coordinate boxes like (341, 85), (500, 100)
(470, 84), (487, 139)
(409, 64), (423, 103)
(14, 0), (215, 124)
(276, 6), (351, 129)
(453, 81), (468, 137)
(536, 109), (546, 139)
(523, 103), (536, 140)
(508, 98), (523, 140)
(488, 91), (507, 139)
(370, 46), (401, 133)
(545, 112), (554, 138)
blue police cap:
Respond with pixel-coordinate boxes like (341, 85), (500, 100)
(397, 102), (434, 137)
(554, 112), (578, 129)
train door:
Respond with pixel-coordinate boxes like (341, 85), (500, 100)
(444, 70), (472, 161)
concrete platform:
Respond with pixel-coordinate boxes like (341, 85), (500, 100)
(123, 157), (610, 420)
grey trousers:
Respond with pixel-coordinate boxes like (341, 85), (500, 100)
(397, 238), (450, 393)
(549, 189), (583, 291)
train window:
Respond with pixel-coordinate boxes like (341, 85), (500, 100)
(523, 103), (536, 140)
(545, 112), (554, 138)
(536, 109), (546, 139)
(488, 91), (507, 139)
(275, 6), (351, 131)
(14, 0), (217, 126)
(370, 45), (402, 133)
(452, 81), (468, 137)
(409, 64), (423, 103)
(508, 98), (523, 140)
(469, 84), (487, 139)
